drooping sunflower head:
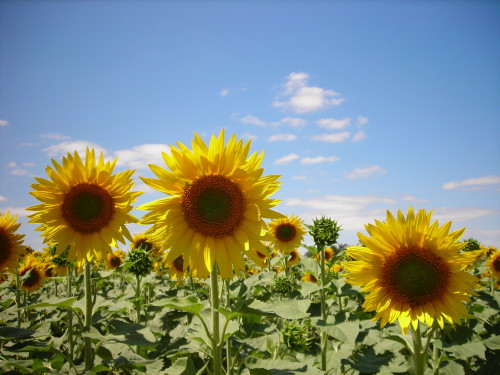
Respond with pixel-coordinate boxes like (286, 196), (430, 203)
(344, 207), (478, 334)
(19, 254), (45, 292)
(139, 129), (283, 279)
(106, 249), (126, 270)
(0, 211), (26, 274)
(28, 148), (141, 268)
(267, 215), (306, 254)
(288, 249), (301, 266)
(487, 250), (500, 279)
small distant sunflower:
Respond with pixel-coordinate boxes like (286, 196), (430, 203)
(139, 130), (282, 279)
(315, 247), (334, 262)
(288, 249), (301, 266)
(130, 233), (161, 258)
(27, 149), (141, 268)
(302, 272), (318, 283)
(330, 263), (343, 273)
(344, 207), (478, 334)
(267, 215), (306, 254)
(19, 255), (45, 292)
(166, 254), (187, 280)
(0, 211), (26, 274)
(487, 251), (500, 279)
(106, 249), (126, 270)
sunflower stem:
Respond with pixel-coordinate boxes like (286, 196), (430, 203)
(67, 265), (74, 363)
(15, 271), (21, 328)
(411, 323), (425, 375)
(135, 274), (142, 324)
(84, 260), (94, 371)
(210, 263), (222, 375)
(319, 244), (328, 371)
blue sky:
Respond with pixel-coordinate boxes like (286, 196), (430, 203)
(1, 0), (499, 251)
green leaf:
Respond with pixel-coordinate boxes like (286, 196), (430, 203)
(315, 320), (359, 345)
(299, 282), (322, 297)
(444, 341), (486, 360)
(0, 327), (36, 339)
(50, 354), (65, 370)
(22, 297), (78, 310)
(95, 345), (114, 361)
(248, 299), (311, 319)
(483, 335), (500, 350)
(246, 357), (323, 374)
(150, 296), (203, 315)
(440, 360), (465, 375)
(166, 357), (196, 375)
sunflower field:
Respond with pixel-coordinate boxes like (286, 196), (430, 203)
(1, 131), (499, 375)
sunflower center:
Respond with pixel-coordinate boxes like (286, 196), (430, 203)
(135, 239), (153, 252)
(173, 255), (184, 271)
(20, 267), (41, 288)
(275, 223), (297, 242)
(110, 256), (122, 268)
(182, 175), (245, 237)
(62, 183), (114, 234)
(493, 257), (500, 272)
(383, 247), (449, 307)
(0, 229), (10, 258)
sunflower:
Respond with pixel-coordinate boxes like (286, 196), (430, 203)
(487, 250), (500, 279)
(27, 148), (141, 268)
(288, 249), (301, 266)
(315, 247), (334, 262)
(138, 130), (282, 279)
(344, 207), (478, 334)
(166, 254), (187, 280)
(19, 255), (45, 292)
(330, 263), (343, 273)
(302, 272), (318, 283)
(0, 211), (26, 274)
(130, 233), (161, 258)
(106, 249), (126, 270)
(267, 215), (306, 254)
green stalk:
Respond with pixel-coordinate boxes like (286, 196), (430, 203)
(15, 271), (21, 328)
(225, 279), (232, 375)
(67, 266), (74, 362)
(319, 245), (328, 371)
(210, 263), (222, 375)
(284, 254), (289, 277)
(411, 323), (425, 375)
(135, 274), (142, 324)
(84, 261), (93, 371)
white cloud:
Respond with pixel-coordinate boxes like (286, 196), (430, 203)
(317, 118), (351, 130)
(274, 153), (300, 165)
(433, 207), (499, 223)
(442, 176), (500, 190)
(352, 130), (367, 142)
(0, 119), (8, 126)
(280, 117), (307, 128)
(41, 132), (71, 140)
(311, 132), (350, 143)
(241, 132), (259, 140)
(114, 144), (171, 170)
(23, 162), (35, 167)
(7, 162), (17, 168)
(240, 115), (266, 127)
(43, 140), (107, 158)
(220, 88), (229, 97)
(273, 72), (344, 113)
(401, 195), (428, 203)
(0, 196), (7, 202)
(301, 155), (341, 165)
(292, 175), (307, 180)
(268, 133), (297, 142)
(0, 207), (30, 217)
(357, 116), (369, 126)
(346, 165), (386, 179)
(7, 162), (29, 176)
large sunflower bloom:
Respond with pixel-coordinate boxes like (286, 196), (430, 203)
(344, 207), (477, 335)
(267, 215), (306, 254)
(27, 149), (141, 268)
(139, 130), (282, 279)
(0, 211), (26, 274)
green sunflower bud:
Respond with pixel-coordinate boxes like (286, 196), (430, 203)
(127, 248), (153, 277)
(307, 216), (341, 249)
(273, 276), (294, 294)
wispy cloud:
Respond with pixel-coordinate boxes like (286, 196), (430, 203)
(6, 162), (29, 176)
(442, 176), (500, 190)
(114, 144), (171, 170)
(0, 206), (30, 217)
(0, 196), (7, 202)
(352, 130), (367, 142)
(317, 118), (351, 130)
(274, 153), (300, 165)
(311, 132), (350, 143)
(41, 132), (71, 140)
(43, 140), (107, 157)
(433, 207), (499, 223)
(301, 155), (341, 165)
(346, 165), (386, 179)
(292, 175), (307, 181)
(273, 72), (344, 113)
(357, 116), (369, 126)
(220, 88), (229, 97)
(401, 195), (428, 203)
(0, 119), (8, 127)
(280, 117), (307, 128)
(268, 133), (297, 142)
(239, 115), (266, 127)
